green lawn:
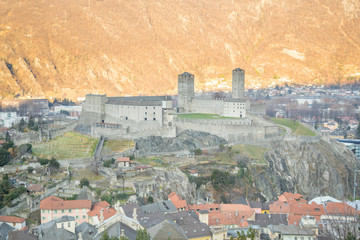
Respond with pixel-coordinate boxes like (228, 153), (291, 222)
(32, 131), (98, 159)
(176, 113), (237, 119)
(271, 118), (316, 136)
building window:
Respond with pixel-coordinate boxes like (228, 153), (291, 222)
(42, 217), (46, 220)
(69, 209), (72, 213)
(153, 112), (155, 115)
(145, 112), (147, 115)
(61, 223), (64, 228)
(145, 118), (147, 121)
(83, 209), (86, 213)
(125, 117), (128, 120)
(153, 118), (156, 121)
(54, 210), (57, 214)
(153, 107), (155, 109)
(83, 215), (86, 219)
(76, 216), (79, 219)
(61, 210), (65, 213)
(76, 209), (79, 213)
(146, 107), (148, 109)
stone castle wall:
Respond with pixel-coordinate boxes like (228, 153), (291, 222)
(189, 99), (224, 115)
(175, 118), (271, 142)
(91, 125), (176, 139)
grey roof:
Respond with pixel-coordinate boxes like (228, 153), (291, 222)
(32, 218), (76, 240)
(249, 201), (262, 209)
(198, 210), (209, 214)
(141, 200), (178, 214)
(95, 222), (137, 240)
(75, 222), (97, 239)
(0, 223), (15, 240)
(269, 225), (314, 236)
(231, 197), (248, 205)
(262, 202), (272, 210)
(54, 215), (75, 223)
(233, 68), (245, 72)
(248, 213), (288, 227)
(106, 96), (170, 106)
(179, 72), (194, 77)
(148, 219), (187, 240)
(8, 229), (37, 240)
(165, 211), (212, 239)
(225, 98), (247, 102)
(121, 204), (211, 239)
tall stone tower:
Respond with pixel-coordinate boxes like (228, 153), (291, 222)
(177, 72), (194, 112)
(232, 68), (245, 99)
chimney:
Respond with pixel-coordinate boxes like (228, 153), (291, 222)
(100, 209), (104, 223)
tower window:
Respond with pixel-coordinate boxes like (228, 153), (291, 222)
(145, 118), (147, 121)
(153, 118), (156, 121)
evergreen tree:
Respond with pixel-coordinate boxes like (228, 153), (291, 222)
(18, 118), (26, 132)
(136, 228), (150, 240)
(5, 131), (10, 142)
(356, 123), (360, 139)
(28, 116), (35, 130)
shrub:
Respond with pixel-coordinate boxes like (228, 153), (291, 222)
(80, 177), (89, 188)
(27, 166), (34, 174)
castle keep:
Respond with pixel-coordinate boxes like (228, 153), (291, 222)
(177, 67), (247, 118)
(80, 68), (276, 142)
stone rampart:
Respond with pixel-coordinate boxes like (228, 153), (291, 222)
(91, 126), (176, 139)
(175, 118), (268, 142)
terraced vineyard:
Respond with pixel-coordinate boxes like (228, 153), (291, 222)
(32, 131), (98, 159)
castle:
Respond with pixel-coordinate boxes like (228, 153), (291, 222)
(79, 68), (277, 142)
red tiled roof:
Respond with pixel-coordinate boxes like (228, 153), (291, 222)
(40, 196), (91, 210)
(189, 203), (220, 212)
(88, 201), (116, 221)
(0, 140), (5, 144)
(189, 170), (199, 174)
(168, 192), (188, 210)
(0, 215), (26, 223)
(26, 184), (44, 192)
(325, 202), (359, 216)
(220, 204), (254, 213)
(270, 200), (291, 214)
(135, 165), (151, 170)
(278, 192), (307, 204)
(208, 211), (251, 227)
(117, 157), (130, 162)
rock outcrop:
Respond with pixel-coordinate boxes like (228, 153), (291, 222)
(135, 130), (227, 156)
(134, 168), (196, 203)
(252, 138), (357, 201)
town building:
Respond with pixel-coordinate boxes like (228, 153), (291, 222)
(88, 201), (116, 225)
(39, 196), (91, 225)
(0, 216), (26, 230)
(0, 112), (28, 128)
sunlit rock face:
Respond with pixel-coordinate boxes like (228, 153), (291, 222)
(1, 0), (360, 99)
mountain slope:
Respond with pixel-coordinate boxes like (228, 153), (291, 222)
(1, 0), (360, 99)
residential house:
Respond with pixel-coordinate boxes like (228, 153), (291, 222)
(0, 216), (26, 230)
(88, 201), (116, 225)
(168, 192), (188, 211)
(39, 196), (91, 225)
(148, 220), (187, 240)
(116, 157), (133, 168)
(75, 222), (98, 240)
(247, 213), (288, 228)
(189, 170), (199, 177)
(32, 216), (77, 240)
(26, 184), (46, 195)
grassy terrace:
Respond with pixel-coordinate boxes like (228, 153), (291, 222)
(32, 131), (98, 159)
(104, 139), (135, 153)
(271, 118), (316, 136)
(216, 144), (268, 165)
(176, 113), (238, 119)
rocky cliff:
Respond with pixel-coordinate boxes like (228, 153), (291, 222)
(1, 0), (360, 99)
(134, 167), (196, 203)
(252, 138), (358, 200)
(135, 130), (227, 156)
